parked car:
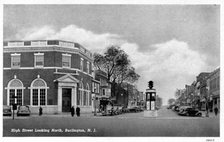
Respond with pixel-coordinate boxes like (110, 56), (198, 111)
(114, 105), (123, 114)
(172, 105), (180, 112)
(178, 106), (191, 113)
(17, 105), (31, 116)
(139, 106), (145, 111)
(178, 107), (202, 116)
(167, 104), (175, 109)
(3, 105), (12, 116)
(128, 106), (141, 113)
(102, 104), (114, 116)
(122, 107), (130, 113)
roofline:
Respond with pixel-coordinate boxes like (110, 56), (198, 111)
(3, 39), (91, 53)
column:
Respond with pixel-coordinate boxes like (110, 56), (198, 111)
(58, 86), (62, 113)
(74, 86), (77, 108)
(7, 89), (10, 106)
(71, 86), (77, 108)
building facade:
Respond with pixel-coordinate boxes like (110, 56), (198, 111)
(207, 67), (220, 111)
(91, 78), (100, 112)
(93, 70), (111, 112)
(195, 72), (210, 110)
(3, 40), (94, 113)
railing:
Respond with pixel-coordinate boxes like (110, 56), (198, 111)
(4, 40), (92, 58)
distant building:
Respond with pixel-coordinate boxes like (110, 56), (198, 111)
(91, 78), (100, 112)
(195, 72), (210, 110)
(92, 69), (111, 112)
(207, 67), (220, 111)
(185, 84), (195, 105)
(95, 70), (111, 99)
(3, 40), (93, 113)
(137, 91), (145, 106)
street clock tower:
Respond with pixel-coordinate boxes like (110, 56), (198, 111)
(144, 81), (157, 117)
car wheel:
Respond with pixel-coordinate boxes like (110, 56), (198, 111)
(186, 113), (189, 116)
(198, 113), (202, 117)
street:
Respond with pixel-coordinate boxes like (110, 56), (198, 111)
(3, 107), (219, 137)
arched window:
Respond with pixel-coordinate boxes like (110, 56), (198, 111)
(6, 77), (25, 106)
(29, 76), (48, 106)
(78, 81), (84, 106)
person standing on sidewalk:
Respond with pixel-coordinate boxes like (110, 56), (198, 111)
(76, 106), (80, 117)
(39, 107), (43, 116)
(214, 107), (219, 116)
(71, 106), (75, 117)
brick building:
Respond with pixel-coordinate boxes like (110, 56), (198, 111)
(92, 70), (111, 112)
(207, 67), (220, 111)
(195, 72), (210, 110)
(3, 40), (94, 114)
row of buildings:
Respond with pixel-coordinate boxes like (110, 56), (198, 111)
(3, 40), (143, 114)
(175, 67), (220, 111)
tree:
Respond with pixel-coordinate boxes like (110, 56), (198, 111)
(93, 46), (140, 98)
(168, 98), (176, 105)
(156, 95), (163, 109)
(94, 46), (127, 82)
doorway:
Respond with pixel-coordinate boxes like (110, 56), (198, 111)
(62, 88), (71, 112)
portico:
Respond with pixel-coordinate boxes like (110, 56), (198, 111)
(54, 74), (79, 113)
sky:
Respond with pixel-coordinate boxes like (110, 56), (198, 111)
(3, 5), (220, 105)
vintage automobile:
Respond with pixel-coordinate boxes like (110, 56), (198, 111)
(113, 105), (123, 115)
(172, 105), (180, 112)
(178, 106), (191, 113)
(122, 107), (130, 113)
(3, 105), (12, 116)
(101, 104), (114, 116)
(167, 104), (175, 109)
(128, 106), (142, 113)
(178, 107), (202, 116)
(17, 105), (31, 116)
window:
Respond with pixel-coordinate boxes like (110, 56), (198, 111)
(87, 84), (91, 106)
(32, 89), (38, 106)
(9, 90), (15, 105)
(40, 89), (46, 105)
(83, 91), (87, 105)
(87, 62), (90, 74)
(30, 77), (48, 106)
(6, 77), (24, 106)
(92, 82), (95, 92)
(80, 58), (83, 71)
(78, 82), (84, 106)
(34, 53), (44, 67)
(96, 83), (100, 93)
(11, 53), (21, 68)
(62, 54), (71, 68)
(17, 89), (23, 105)
(77, 92), (80, 105)
(102, 89), (105, 96)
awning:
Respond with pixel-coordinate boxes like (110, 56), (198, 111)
(110, 96), (116, 101)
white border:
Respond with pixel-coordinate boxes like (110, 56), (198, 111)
(0, 1), (223, 142)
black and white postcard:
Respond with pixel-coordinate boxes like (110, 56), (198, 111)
(1, 1), (223, 142)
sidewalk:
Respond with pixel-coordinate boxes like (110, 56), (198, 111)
(201, 111), (220, 118)
(32, 112), (97, 118)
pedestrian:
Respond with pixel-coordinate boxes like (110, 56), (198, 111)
(214, 107), (218, 116)
(76, 106), (80, 117)
(39, 106), (43, 116)
(71, 106), (75, 117)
